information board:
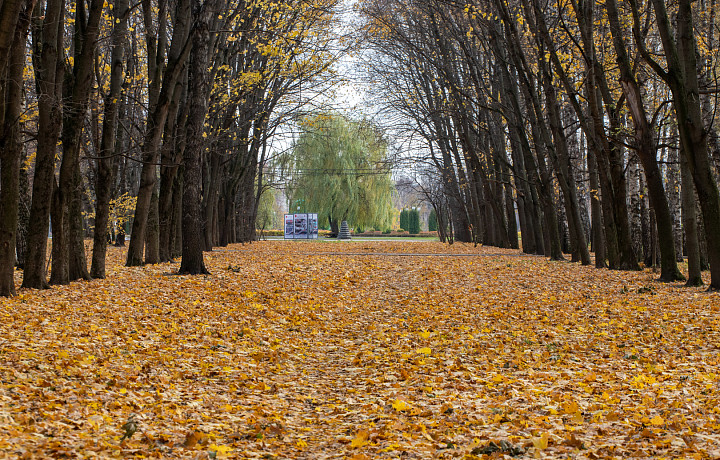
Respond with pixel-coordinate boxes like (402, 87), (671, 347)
(284, 213), (318, 239)
(284, 214), (295, 239)
(294, 214), (308, 238)
(309, 213), (318, 239)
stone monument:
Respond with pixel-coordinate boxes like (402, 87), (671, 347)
(338, 220), (351, 239)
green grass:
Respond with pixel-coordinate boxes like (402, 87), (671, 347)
(263, 236), (440, 242)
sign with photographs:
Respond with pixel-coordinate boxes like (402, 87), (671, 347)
(284, 213), (319, 239)
(284, 214), (295, 239)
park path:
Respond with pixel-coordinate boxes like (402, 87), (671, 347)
(1, 240), (718, 459)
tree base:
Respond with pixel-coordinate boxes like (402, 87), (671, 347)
(177, 268), (210, 275)
(685, 276), (704, 287)
(658, 268), (685, 283)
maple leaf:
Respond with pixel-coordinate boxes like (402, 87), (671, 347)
(392, 399), (410, 411)
(532, 432), (549, 450)
(350, 430), (369, 448)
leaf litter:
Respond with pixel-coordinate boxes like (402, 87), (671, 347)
(0, 241), (718, 459)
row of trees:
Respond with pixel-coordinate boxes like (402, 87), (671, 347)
(0, 0), (341, 295)
(359, 0), (720, 289)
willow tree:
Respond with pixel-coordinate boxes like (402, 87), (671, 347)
(285, 114), (394, 235)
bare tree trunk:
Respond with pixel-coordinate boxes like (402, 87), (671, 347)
(639, 0), (720, 289)
(171, 173), (183, 258)
(126, 0), (191, 266)
(91, 0), (128, 278)
(179, 0), (220, 275)
(0, 0), (34, 296)
(606, 0), (683, 281)
(22, 0), (65, 289)
(51, 0), (104, 284)
(145, 187), (160, 263)
(159, 71), (187, 261)
(665, 138), (683, 262)
(0, 0), (26, 74)
(588, 150), (606, 267)
(681, 149), (703, 285)
(16, 137), (30, 269)
(627, 154), (643, 262)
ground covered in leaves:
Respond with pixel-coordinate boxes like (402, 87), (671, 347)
(1, 241), (719, 459)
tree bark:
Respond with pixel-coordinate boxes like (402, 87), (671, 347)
(22, 0), (65, 289)
(588, 149), (606, 267)
(51, 0), (104, 284)
(91, 0), (128, 278)
(635, 0), (720, 289)
(681, 149), (703, 286)
(0, 0), (34, 296)
(178, 0), (220, 275)
(126, 0), (191, 266)
(605, 0), (684, 281)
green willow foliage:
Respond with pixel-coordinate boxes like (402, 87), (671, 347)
(285, 113), (393, 231)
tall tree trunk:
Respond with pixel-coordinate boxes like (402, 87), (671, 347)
(627, 155), (644, 261)
(588, 150), (606, 267)
(22, 0), (65, 289)
(145, 187), (160, 263)
(0, 0), (34, 296)
(16, 136), (30, 269)
(159, 72), (187, 261)
(0, 0), (26, 75)
(606, 0), (683, 281)
(91, 0), (128, 278)
(666, 140), (683, 262)
(126, 0), (191, 266)
(52, 0), (104, 284)
(681, 149), (703, 286)
(542, 60), (591, 265)
(637, 0), (720, 289)
(179, 0), (220, 275)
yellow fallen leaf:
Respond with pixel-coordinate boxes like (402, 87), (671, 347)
(209, 444), (232, 456)
(420, 331), (431, 339)
(416, 347), (431, 355)
(183, 431), (207, 448)
(562, 400), (579, 414)
(532, 432), (549, 450)
(296, 439), (308, 448)
(650, 415), (664, 426)
(350, 430), (369, 448)
(392, 399), (410, 411)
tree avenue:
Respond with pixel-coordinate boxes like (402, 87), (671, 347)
(0, 0), (719, 294)
(359, 0), (720, 289)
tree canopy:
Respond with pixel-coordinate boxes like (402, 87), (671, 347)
(284, 113), (394, 232)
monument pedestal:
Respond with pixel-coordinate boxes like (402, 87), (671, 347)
(338, 221), (351, 239)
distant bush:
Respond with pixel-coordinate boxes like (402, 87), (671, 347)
(408, 209), (420, 234)
(428, 209), (438, 232)
(400, 209), (409, 233)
